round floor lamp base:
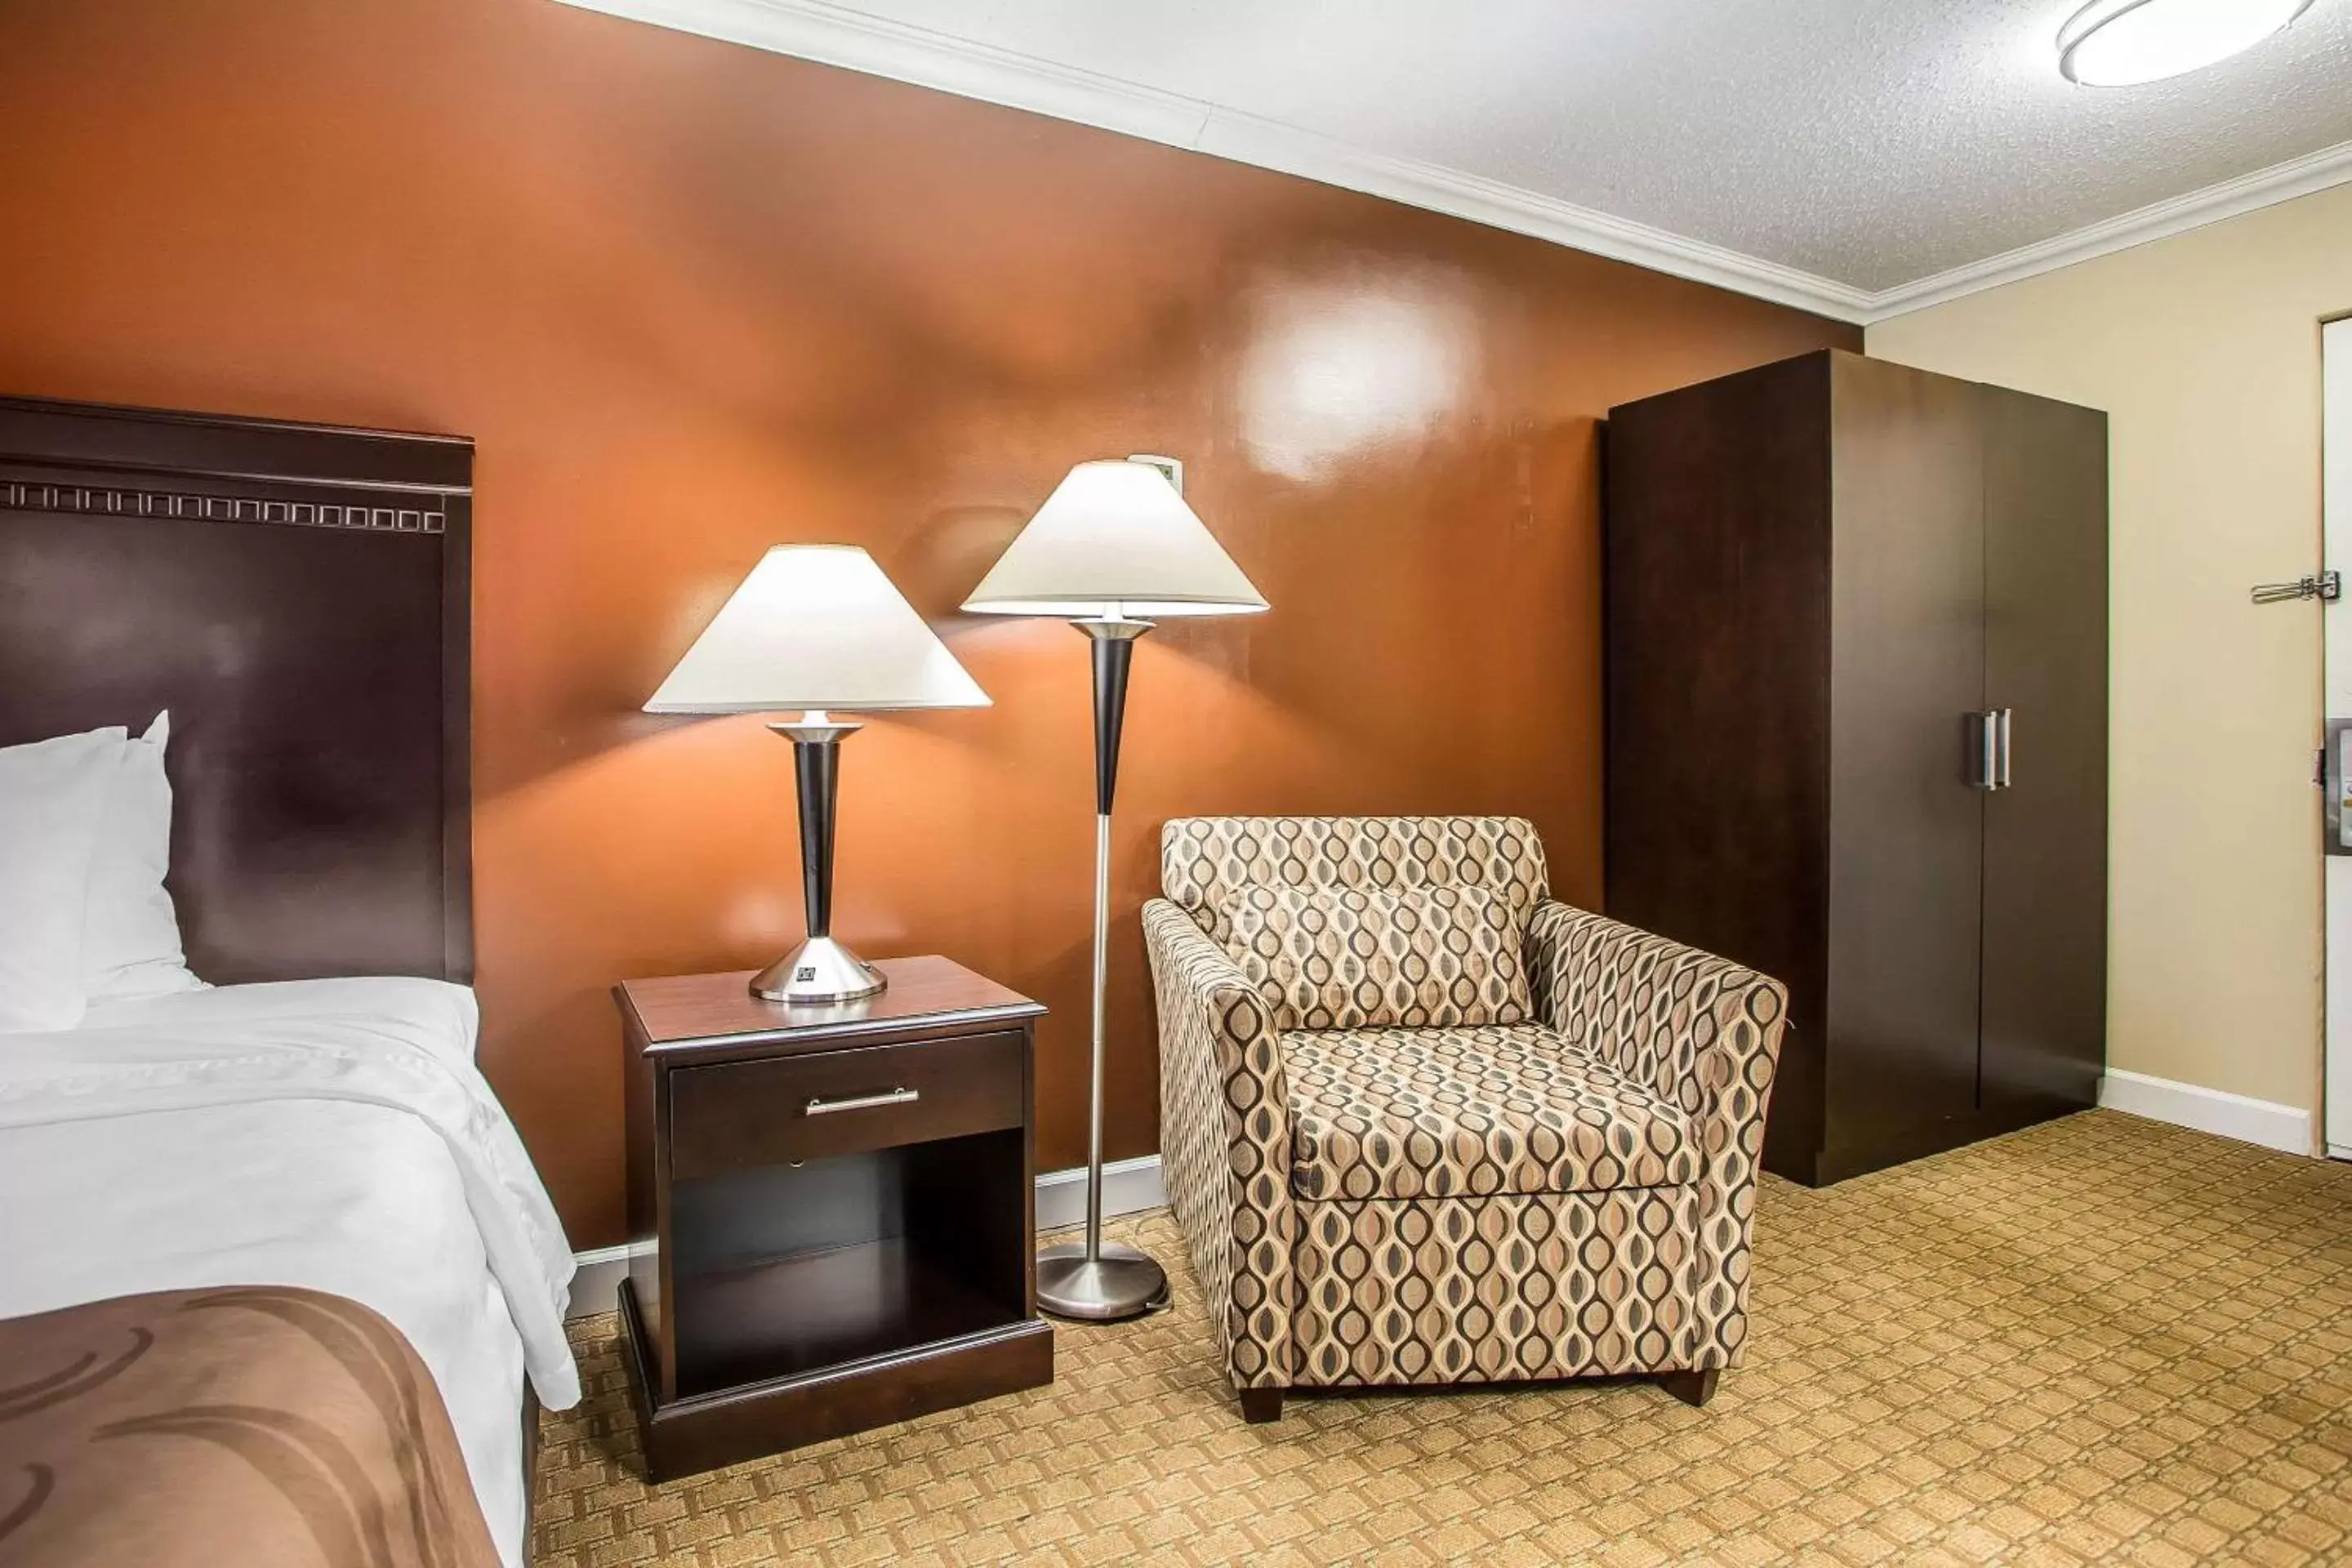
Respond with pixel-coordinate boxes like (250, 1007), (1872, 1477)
(1036, 1241), (1170, 1321)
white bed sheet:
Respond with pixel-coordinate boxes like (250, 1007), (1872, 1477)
(0, 978), (579, 1568)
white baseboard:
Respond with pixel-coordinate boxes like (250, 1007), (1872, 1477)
(2098, 1069), (2314, 1157)
(564, 1154), (1169, 1319)
(1035, 1152), (1168, 1232)
(566, 1243), (637, 1320)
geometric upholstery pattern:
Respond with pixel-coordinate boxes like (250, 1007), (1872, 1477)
(1223, 884), (1533, 1031)
(1526, 898), (1786, 1366)
(1290, 1187), (1699, 1385)
(1144, 899), (1292, 1391)
(1150, 815), (1788, 1406)
(1283, 1023), (1699, 1199)
(1162, 815), (1550, 947)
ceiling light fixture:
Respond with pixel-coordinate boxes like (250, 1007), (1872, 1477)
(2058, 0), (2315, 86)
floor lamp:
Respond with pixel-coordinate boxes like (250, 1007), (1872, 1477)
(963, 458), (1267, 1321)
(644, 544), (991, 1003)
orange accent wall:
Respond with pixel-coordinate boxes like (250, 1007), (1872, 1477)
(0, 0), (1857, 1246)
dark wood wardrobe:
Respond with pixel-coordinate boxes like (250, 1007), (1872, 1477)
(1604, 350), (2107, 1185)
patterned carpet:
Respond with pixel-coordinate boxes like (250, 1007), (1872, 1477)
(531, 1111), (2352, 1566)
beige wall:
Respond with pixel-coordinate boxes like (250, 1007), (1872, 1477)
(1869, 185), (2352, 1117)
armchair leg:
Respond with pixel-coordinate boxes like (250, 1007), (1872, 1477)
(1238, 1387), (1285, 1423)
(1659, 1369), (1719, 1408)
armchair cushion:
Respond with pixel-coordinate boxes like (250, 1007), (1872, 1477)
(1223, 884), (1532, 1031)
(1283, 1023), (1700, 1200)
(1164, 816), (1549, 947)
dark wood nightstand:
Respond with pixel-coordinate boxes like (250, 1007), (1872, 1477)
(614, 956), (1054, 1481)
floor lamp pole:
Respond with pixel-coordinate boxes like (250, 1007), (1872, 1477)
(1036, 612), (1171, 1321)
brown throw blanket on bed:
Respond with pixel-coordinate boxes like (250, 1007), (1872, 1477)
(0, 1287), (498, 1568)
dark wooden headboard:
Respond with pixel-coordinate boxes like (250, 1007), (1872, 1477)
(0, 395), (472, 985)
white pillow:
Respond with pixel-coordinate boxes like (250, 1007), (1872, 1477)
(83, 712), (207, 1003)
(0, 726), (125, 1031)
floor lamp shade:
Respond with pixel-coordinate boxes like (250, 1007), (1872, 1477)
(961, 460), (1267, 618)
(645, 545), (988, 1004)
(961, 460), (1265, 1323)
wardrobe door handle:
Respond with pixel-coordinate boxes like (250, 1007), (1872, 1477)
(1970, 711), (1997, 790)
(1994, 708), (2012, 790)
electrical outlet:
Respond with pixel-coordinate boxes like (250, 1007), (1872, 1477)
(1126, 452), (1183, 496)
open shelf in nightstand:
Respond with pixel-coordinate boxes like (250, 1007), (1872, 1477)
(667, 1129), (1029, 1400)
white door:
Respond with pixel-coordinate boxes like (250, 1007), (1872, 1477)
(2327, 316), (2352, 1160)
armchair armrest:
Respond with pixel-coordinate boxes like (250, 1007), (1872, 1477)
(1142, 898), (1296, 1390)
(1526, 899), (1788, 1369)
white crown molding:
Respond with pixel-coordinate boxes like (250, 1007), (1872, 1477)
(1187, 113), (1878, 320)
(564, 0), (1215, 149)
(1865, 137), (2352, 323)
(554, 0), (2352, 328)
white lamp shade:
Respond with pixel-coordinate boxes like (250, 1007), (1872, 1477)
(961, 460), (1268, 618)
(644, 545), (990, 714)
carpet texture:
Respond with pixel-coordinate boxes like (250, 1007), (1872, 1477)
(531, 1111), (2352, 1566)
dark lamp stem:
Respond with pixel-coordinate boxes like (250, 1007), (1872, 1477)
(793, 728), (840, 938)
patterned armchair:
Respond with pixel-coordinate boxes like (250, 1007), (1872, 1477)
(1146, 816), (1786, 1422)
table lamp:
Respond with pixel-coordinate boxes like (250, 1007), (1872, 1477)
(646, 544), (989, 1004)
(963, 458), (1267, 1321)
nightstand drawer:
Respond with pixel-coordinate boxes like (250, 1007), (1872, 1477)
(667, 1030), (1025, 1178)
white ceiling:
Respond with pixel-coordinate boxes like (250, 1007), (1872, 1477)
(563, 0), (2352, 322)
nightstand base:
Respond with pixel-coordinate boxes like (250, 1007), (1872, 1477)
(619, 1277), (1054, 1482)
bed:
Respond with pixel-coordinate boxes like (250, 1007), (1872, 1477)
(0, 396), (576, 1567)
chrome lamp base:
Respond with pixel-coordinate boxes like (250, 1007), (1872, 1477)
(1036, 1240), (1170, 1321)
(751, 934), (885, 1004)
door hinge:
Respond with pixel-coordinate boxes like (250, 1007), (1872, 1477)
(2252, 570), (2341, 604)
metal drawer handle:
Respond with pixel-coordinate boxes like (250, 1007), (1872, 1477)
(804, 1087), (919, 1116)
